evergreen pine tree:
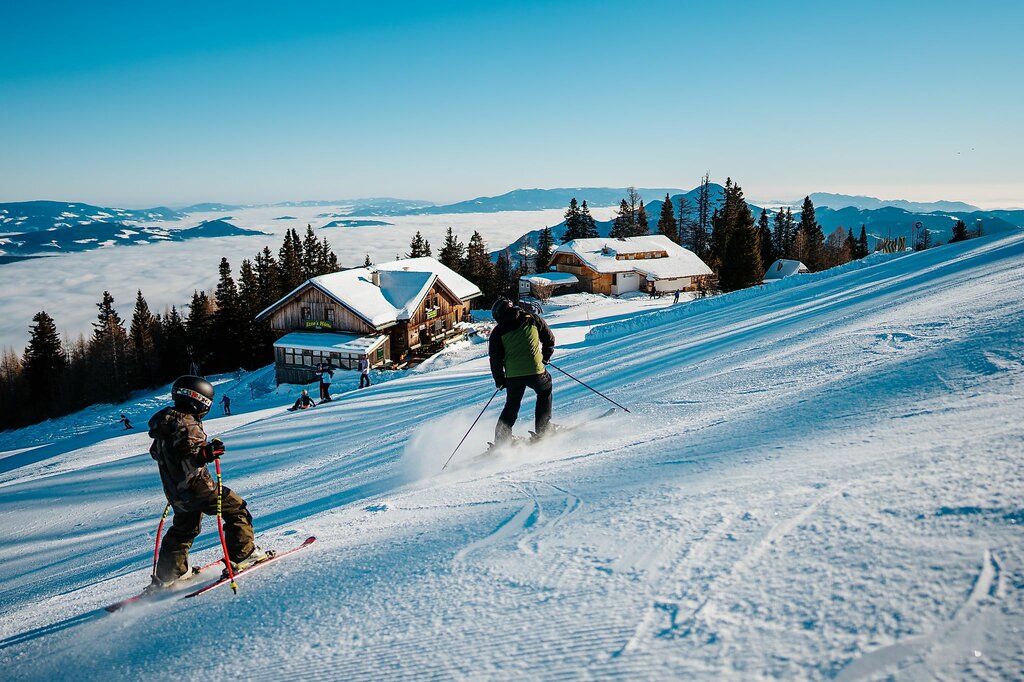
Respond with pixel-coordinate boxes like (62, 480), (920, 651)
(185, 291), (214, 375)
(464, 231), (497, 304)
(579, 200), (599, 238)
(561, 198), (583, 243)
(657, 194), (679, 243)
(718, 182), (763, 292)
(407, 231), (431, 258)
(949, 219), (968, 243)
(212, 258), (242, 372)
(278, 229), (304, 292)
(796, 196), (825, 270)
(438, 227), (466, 274)
(635, 200), (649, 236)
(757, 208), (774, 270)
(844, 227), (857, 261)
(301, 225), (322, 279)
(858, 225), (869, 257)
(610, 199), (632, 238)
(237, 259), (264, 369)
(363, 254), (373, 267)
(128, 290), (159, 389)
(536, 226), (555, 272)
(160, 307), (189, 378)
(89, 291), (130, 402)
(22, 311), (66, 419)
(772, 209), (787, 261)
(318, 235), (339, 274)
(255, 247), (282, 305)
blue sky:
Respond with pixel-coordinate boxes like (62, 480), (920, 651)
(1, 0), (1021, 207)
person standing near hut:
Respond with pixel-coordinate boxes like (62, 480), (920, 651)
(358, 356), (371, 389)
(316, 362), (334, 401)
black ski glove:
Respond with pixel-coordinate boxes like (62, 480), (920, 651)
(202, 438), (225, 462)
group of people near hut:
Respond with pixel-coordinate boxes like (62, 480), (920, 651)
(288, 356), (372, 411)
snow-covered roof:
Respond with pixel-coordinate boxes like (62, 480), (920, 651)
(554, 235), (712, 279)
(763, 259), (809, 280)
(376, 257), (482, 302)
(256, 256), (482, 328)
(274, 332), (387, 355)
(520, 272), (579, 286)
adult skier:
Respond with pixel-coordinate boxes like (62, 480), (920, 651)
(219, 394), (231, 415)
(358, 356), (371, 389)
(147, 375), (263, 589)
(489, 297), (555, 445)
(316, 362), (334, 401)
(119, 414), (133, 430)
(289, 389), (316, 411)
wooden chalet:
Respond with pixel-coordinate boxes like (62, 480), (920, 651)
(256, 257), (482, 384)
(550, 235), (713, 296)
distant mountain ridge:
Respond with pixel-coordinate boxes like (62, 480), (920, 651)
(806, 193), (981, 213)
(352, 187), (688, 216)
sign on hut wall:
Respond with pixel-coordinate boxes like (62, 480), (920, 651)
(304, 320), (333, 330)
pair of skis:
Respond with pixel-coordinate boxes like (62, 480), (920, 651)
(472, 407), (616, 460)
(105, 536), (316, 613)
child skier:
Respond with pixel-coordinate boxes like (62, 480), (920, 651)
(147, 375), (264, 589)
(489, 298), (556, 445)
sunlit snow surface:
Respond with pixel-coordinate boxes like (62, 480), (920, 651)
(1, 233), (1023, 680)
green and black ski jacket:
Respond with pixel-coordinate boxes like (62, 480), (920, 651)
(489, 309), (555, 385)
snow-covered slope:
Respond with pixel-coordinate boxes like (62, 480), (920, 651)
(1, 232), (1023, 680)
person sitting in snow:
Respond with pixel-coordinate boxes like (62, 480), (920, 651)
(289, 389), (316, 411)
(489, 297), (556, 445)
(147, 375), (264, 590)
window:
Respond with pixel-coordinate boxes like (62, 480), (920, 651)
(301, 306), (312, 320)
(325, 307), (335, 322)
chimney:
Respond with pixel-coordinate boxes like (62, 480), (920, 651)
(371, 270), (381, 287)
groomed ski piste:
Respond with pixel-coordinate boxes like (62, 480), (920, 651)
(1, 232), (1022, 680)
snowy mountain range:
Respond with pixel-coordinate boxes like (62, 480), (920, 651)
(0, 201), (267, 261)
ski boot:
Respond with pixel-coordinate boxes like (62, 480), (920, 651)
(220, 546), (274, 579)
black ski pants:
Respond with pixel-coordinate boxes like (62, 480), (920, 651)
(155, 487), (255, 582)
(319, 382), (330, 400)
(360, 373), (371, 388)
(496, 371), (552, 443)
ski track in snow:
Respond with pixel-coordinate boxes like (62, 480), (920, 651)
(1, 232), (1024, 680)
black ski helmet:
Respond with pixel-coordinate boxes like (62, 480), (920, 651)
(172, 375), (215, 415)
(491, 297), (516, 323)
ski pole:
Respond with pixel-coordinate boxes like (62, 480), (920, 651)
(441, 387), (501, 471)
(214, 458), (238, 594)
(151, 502), (171, 579)
(546, 361), (632, 413)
